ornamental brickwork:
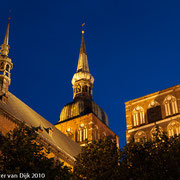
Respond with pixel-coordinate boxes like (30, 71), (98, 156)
(55, 113), (118, 146)
(125, 84), (180, 143)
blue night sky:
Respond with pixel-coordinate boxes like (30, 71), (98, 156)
(1, 0), (180, 147)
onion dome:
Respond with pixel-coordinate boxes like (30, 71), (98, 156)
(59, 98), (109, 126)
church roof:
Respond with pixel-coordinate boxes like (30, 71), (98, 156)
(0, 92), (81, 161)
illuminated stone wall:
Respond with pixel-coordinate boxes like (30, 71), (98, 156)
(125, 84), (180, 143)
(55, 113), (118, 146)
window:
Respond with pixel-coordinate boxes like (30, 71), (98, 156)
(83, 127), (88, 141)
(167, 121), (180, 137)
(76, 85), (81, 93)
(132, 106), (145, 127)
(147, 101), (162, 123)
(78, 127), (88, 142)
(164, 95), (178, 116)
(83, 85), (88, 92)
(94, 126), (98, 140)
(89, 87), (92, 94)
(6, 64), (9, 71)
(0, 62), (4, 69)
(134, 130), (147, 142)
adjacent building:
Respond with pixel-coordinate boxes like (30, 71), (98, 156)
(125, 85), (180, 143)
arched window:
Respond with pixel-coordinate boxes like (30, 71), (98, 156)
(0, 62), (4, 69)
(164, 95), (178, 117)
(6, 64), (9, 71)
(78, 129), (82, 142)
(147, 101), (162, 123)
(83, 127), (88, 141)
(83, 85), (88, 93)
(78, 127), (88, 142)
(167, 121), (180, 137)
(150, 126), (163, 139)
(134, 130), (147, 142)
(132, 106), (145, 127)
(94, 126), (98, 140)
(89, 87), (92, 94)
(76, 84), (81, 93)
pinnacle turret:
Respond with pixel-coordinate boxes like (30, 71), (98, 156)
(0, 18), (13, 97)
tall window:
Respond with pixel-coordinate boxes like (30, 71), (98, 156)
(167, 121), (180, 137)
(78, 127), (88, 142)
(164, 95), (178, 117)
(134, 130), (147, 142)
(147, 101), (162, 123)
(94, 126), (98, 140)
(132, 106), (145, 127)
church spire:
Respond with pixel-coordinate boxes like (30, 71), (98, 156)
(0, 18), (13, 97)
(76, 30), (89, 73)
(1, 17), (10, 56)
(72, 28), (94, 100)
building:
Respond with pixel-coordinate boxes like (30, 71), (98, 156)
(0, 20), (81, 167)
(55, 30), (119, 146)
(125, 84), (180, 143)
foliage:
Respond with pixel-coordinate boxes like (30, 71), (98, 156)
(0, 123), (71, 180)
(73, 128), (180, 180)
(120, 128), (180, 179)
(73, 137), (119, 180)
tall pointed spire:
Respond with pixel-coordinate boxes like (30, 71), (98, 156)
(72, 28), (94, 100)
(0, 17), (13, 97)
(1, 17), (10, 56)
(76, 30), (89, 73)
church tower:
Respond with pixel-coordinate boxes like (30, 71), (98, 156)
(0, 19), (13, 102)
(55, 30), (118, 146)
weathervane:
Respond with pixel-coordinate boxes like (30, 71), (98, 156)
(82, 23), (85, 34)
(8, 9), (12, 22)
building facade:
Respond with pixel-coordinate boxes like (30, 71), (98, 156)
(55, 30), (118, 146)
(125, 85), (180, 143)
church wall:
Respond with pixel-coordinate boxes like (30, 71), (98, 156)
(55, 113), (118, 146)
(0, 111), (18, 135)
(0, 109), (75, 167)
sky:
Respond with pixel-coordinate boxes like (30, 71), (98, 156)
(1, 0), (180, 147)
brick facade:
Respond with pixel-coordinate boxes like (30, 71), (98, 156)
(125, 84), (180, 143)
(55, 113), (119, 146)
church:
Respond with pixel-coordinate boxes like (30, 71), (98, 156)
(0, 19), (118, 167)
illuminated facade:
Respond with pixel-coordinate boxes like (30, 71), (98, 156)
(55, 31), (118, 146)
(125, 85), (180, 143)
(0, 20), (81, 167)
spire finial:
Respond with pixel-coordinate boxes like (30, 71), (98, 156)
(76, 23), (89, 73)
(82, 23), (85, 34)
(0, 17), (10, 56)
